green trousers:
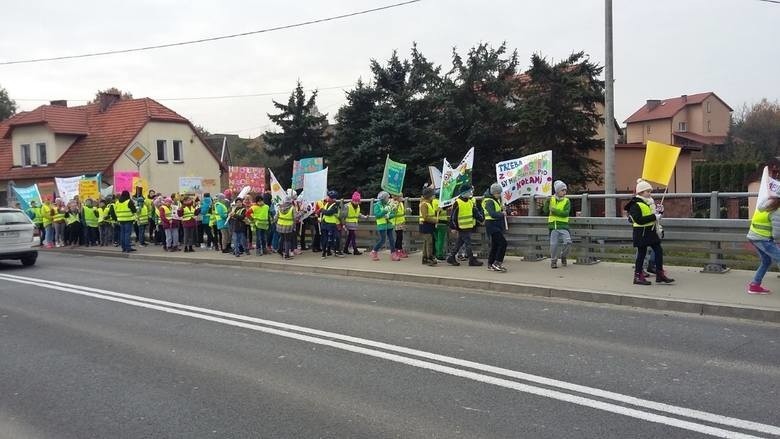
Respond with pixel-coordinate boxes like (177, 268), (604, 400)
(434, 223), (448, 259)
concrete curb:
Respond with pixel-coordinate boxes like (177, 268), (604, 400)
(63, 248), (780, 323)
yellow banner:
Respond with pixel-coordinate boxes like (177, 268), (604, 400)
(132, 177), (148, 198)
(78, 179), (100, 201)
(642, 141), (681, 186)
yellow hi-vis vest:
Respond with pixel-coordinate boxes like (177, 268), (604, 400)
(182, 206), (195, 222)
(136, 204), (149, 225)
(418, 200), (434, 224)
(750, 209), (773, 238)
(455, 198), (475, 229)
(346, 203), (361, 224)
(434, 198), (448, 222)
(84, 207), (99, 228)
(482, 197), (502, 221)
(548, 197), (570, 224)
(322, 202), (339, 224)
(251, 204), (270, 229)
(277, 207), (294, 227)
(160, 205), (174, 221)
(393, 203), (406, 225)
(53, 207), (65, 223)
(41, 204), (53, 227)
(30, 207), (42, 225)
(632, 201), (655, 229)
(65, 211), (79, 225)
(114, 200), (134, 222)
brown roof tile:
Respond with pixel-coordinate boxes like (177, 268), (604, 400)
(624, 92), (733, 124)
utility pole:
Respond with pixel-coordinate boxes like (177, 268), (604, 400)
(604, 0), (616, 217)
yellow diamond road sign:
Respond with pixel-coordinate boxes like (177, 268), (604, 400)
(125, 142), (150, 165)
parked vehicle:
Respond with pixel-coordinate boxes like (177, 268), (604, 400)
(0, 208), (38, 266)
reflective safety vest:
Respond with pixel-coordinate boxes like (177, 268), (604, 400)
(277, 207), (294, 227)
(482, 197), (502, 221)
(251, 204), (270, 229)
(41, 204), (53, 227)
(53, 207), (65, 223)
(418, 200), (434, 224)
(455, 198), (475, 229)
(393, 203), (406, 225)
(322, 202), (339, 224)
(375, 202), (390, 226)
(137, 204), (149, 225)
(631, 201), (655, 229)
(181, 206), (195, 222)
(30, 207), (43, 225)
(548, 197), (570, 224)
(160, 205), (174, 221)
(84, 207), (99, 228)
(98, 207), (111, 224)
(114, 200), (134, 223)
(346, 203), (361, 224)
(750, 209), (773, 238)
(434, 198), (448, 222)
(65, 212), (79, 225)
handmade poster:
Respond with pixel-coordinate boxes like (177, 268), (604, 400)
(179, 177), (203, 195)
(642, 141), (681, 186)
(495, 150), (553, 203)
(380, 156), (407, 195)
(55, 176), (84, 202)
(78, 178), (101, 201)
(229, 166), (265, 194)
(300, 168), (328, 205)
(268, 169), (287, 206)
(292, 157), (323, 190)
(114, 171), (139, 194)
(11, 184), (42, 211)
(439, 147), (474, 207)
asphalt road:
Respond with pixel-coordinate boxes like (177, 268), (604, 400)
(0, 253), (778, 439)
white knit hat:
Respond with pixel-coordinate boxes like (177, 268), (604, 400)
(635, 178), (653, 194)
(553, 180), (567, 193)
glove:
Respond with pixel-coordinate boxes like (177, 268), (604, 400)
(656, 204), (664, 214)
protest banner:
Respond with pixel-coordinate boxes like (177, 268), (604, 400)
(428, 166), (442, 189)
(132, 177), (149, 197)
(79, 178), (101, 201)
(495, 150), (553, 203)
(642, 141), (682, 186)
(268, 169), (287, 206)
(292, 157), (323, 190)
(380, 155), (407, 195)
(439, 147), (474, 207)
(11, 184), (42, 211)
(114, 171), (139, 193)
(755, 166), (780, 211)
(55, 176), (84, 202)
(229, 166), (266, 194)
(300, 168), (328, 205)
(178, 177), (203, 195)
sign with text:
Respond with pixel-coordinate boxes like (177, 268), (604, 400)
(179, 177), (203, 194)
(495, 150), (553, 203)
(229, 166), (266, 194)
(78, 178), (100, 201)
(292, 157), (323, 190)
(114, 171), (139, 194)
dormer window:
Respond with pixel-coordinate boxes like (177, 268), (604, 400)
(36, 142), (47, 166)
(20, 144), (31, 167)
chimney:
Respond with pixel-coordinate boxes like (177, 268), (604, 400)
(98, 91), (121, 113)
(50, 100), (68, 107)
(646, 99), (661, 111)
(681, 94), (688, 103)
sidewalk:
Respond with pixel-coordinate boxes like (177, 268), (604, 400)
(59, 245), (780, 323)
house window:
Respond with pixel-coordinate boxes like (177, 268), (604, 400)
(20, 144), (31, 166)
(706, 101), (711, 113)
(172, 140), (183, 163)
(646, 125), (651, 134)
(36, 143), (47, 165)
(678, 122), (687, 132)
(156, 140), (168, 162)
(707, 120), (712, 132)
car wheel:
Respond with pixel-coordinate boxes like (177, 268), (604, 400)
(21, 256), (37, 267)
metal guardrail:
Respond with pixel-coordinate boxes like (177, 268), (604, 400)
(344, 191), (759, 273)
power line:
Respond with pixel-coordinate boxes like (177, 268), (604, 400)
(756, 0), (780, 4)
(0, 0), (421, 66)
(13, 84), (352, 102)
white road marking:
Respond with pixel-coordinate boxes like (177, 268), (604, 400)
(1, 273), (777, 439)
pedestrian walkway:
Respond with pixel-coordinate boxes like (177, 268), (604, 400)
(61, 246), (780, 323)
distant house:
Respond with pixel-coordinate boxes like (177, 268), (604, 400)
(0, 92), (224, 205)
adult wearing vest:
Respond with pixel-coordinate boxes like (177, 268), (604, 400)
(135, 198), (149, 247)
(342, 191), (365, 255)
(83, 198), (99, 247)
(392, 193), (411, 258)
(26, 201), (44, 247)
(370, 191), (398, 261)
(433, 194), (449, 260)
(483, 183), (508, 272)
(418, 186), (438, 266)
(624, 179), (674, 285)
(543, 180), (573, 269)
(746, 197), (780, 294)
(319, 191), (343, 259)
(109, 190), (138, 253)
(249, 195), (270, 255)
(41, 199), (55, 248)
(446, 186), (483, 267)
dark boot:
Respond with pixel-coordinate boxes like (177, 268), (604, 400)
(655, 270), (675, 283)
(353, 249), (362, 255)
(446, 256), (460, 266)
(633, 272), (651, 285)
(468, 257), (484, 267)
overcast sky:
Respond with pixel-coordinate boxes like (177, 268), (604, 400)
(1, 0), (777, 139)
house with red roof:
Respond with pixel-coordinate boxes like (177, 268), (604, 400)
(0, 92), (224, 205)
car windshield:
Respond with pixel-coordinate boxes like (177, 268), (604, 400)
(0, 211), (31, 225)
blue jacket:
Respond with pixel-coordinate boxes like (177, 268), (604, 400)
(200, 196), (212, 224)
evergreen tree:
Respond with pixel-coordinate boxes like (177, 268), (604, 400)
(0, 84), (17, 121)
(514, 52), (605, 189)
(263, 81), (330, 185)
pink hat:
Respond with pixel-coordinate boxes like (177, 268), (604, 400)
(223, 189), (232, 197)
(351, 191), (361, 203)
(164, 197), (173, 204)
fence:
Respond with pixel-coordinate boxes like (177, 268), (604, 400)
(342, 192), (759, 273)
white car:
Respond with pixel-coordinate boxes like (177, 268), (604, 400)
(0, 207), (38, 266)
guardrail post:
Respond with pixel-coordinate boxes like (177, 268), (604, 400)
(580, 193), (590, 217)
(702, 191), (729, 273)
(522, 195), (546, 261)
(576, 195), (600, 265)
(528, 195), (538, 217)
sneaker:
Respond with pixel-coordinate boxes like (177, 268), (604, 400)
(334, 251), (345, 258)
(551, 259), (558, 269)
(353, 249), (362, 256)
(493, 262), (507, 272)
(370, 250), (380, 261)
(561, 257), (567, 267)
(487, 264), (498, 271)
(747, 282), (771, 295)
(457, 254), (468, 262)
